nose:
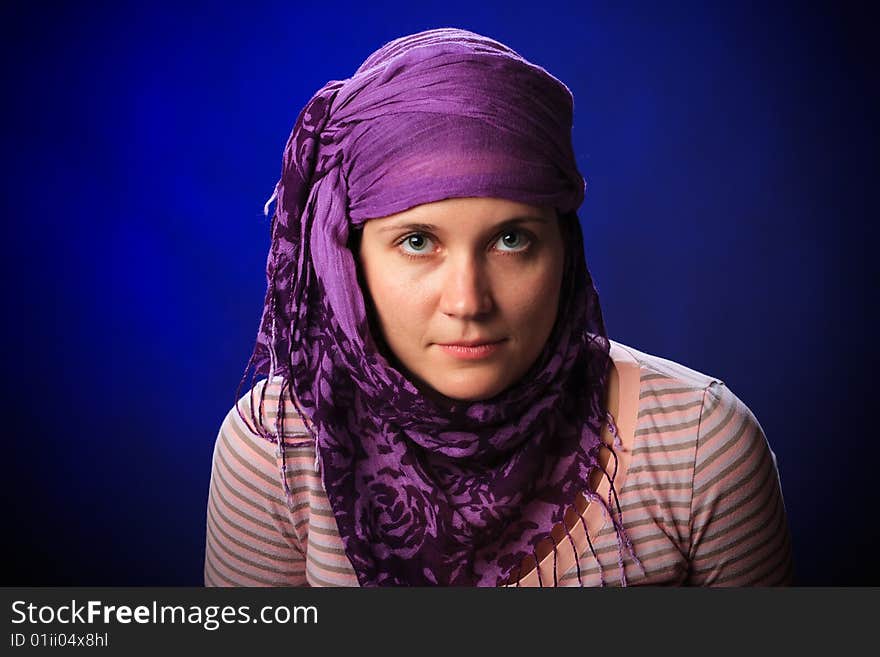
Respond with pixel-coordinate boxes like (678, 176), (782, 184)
(438, 254), (494, 319)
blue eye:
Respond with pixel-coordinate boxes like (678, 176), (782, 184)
(495, 230), (530, 252)
(400, 233), (434, 255)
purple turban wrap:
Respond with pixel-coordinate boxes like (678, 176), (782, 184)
(238, 28), (632, 586)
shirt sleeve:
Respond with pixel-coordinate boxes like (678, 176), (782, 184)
(204, 399), (308, 587)
(686, 381), (794, 586)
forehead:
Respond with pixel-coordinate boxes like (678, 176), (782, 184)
(365, 197), (556, 233)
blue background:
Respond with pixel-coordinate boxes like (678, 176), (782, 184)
(2, 1), (875, 585)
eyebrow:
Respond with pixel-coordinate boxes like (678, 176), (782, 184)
(376, 215), (550, 234)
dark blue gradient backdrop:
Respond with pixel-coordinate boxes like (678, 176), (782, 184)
(2, 2), (875, 585)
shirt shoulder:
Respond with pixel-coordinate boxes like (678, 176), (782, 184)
(610, 339), (724, 391)
(611, 339), (722, 445)
(687, 380), (793, 584)
(204, 378), (312, 586)
(606, 341), (792, 585)
(229, 376), (311, 443)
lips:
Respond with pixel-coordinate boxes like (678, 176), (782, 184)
(437, 338), (505, 347)
(435, 338), (507, 361)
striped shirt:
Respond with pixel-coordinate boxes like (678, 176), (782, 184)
(204, 339), (793, 586)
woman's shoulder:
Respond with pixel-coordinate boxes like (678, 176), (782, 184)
(208, 379), (312, 524)
(206, 379), (315, 587)
(214, 377), (314, 471)
(609, 339), (774, 474)
(610, 346), (791, 585)
(608, 339), (770, 456)
(609, 339), (754, 422)
(609, 338), (723, 393)
(229, 376), (310, 437)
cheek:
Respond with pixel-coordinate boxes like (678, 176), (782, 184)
(501, 261), (563, 326)
(365, 267), (432, 339)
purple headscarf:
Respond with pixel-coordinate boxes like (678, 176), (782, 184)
(238, 28), (630, 586)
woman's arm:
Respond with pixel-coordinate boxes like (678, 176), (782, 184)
(204, 399), (308, 587)
(686, 381), (794, 586)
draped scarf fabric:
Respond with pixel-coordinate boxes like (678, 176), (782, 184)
(238, 28), (625, 586)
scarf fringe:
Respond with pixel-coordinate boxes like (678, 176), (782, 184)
(233, 367), (321, 512)
(512, 490), (628, 587)
(505, 409), (645, 587)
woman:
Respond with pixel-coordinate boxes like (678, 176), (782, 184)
(204, 28), (793, 587)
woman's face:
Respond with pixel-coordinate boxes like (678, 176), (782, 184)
(357, 197), (565, 401)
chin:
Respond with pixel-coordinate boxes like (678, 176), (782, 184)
(431, 376), (510, 403)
